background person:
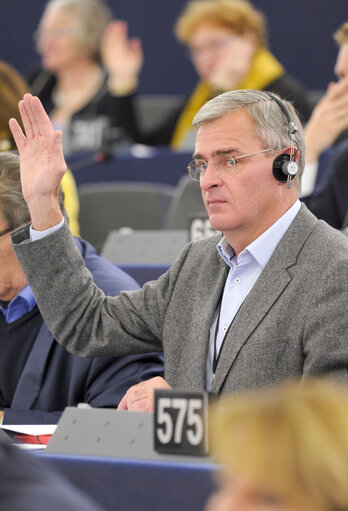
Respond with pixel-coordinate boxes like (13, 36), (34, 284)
(134, 0), (312, 149)
(301, 22), (348, 196)
(29, 0), (142, 156)
(0, 59), (80, 235)
(207, 378), (348, 511)
(9, 90), (348, 412)
(300, 22), (348, 229)
(0, 151), (164, 424)
(0, 436), (106, 511)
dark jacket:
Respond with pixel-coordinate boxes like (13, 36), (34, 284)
(3, 237), (164, 424)
(138, 72), (313, 147)
(29, 69), (139, 155)
(303, 138), (348, 229)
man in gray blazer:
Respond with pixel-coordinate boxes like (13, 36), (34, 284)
(9, 90), (348, 411)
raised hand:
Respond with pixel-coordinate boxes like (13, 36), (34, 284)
(305, 76), (348, 163)
(9, 93), (66, 229)
(209, 35), (256, 91)
(101, 20), (143, 93)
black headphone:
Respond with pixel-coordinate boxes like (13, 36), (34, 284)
(265, 92), (299, 189)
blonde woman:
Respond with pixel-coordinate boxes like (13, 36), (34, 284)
(139, 0), (312, 150)
(208, 379), (348, 511)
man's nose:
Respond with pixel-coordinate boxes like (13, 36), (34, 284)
(200, 162), (222, 190)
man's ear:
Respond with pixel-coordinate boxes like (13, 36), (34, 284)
(272, 148), (299, 186)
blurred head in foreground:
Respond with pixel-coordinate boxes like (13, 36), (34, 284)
(207, 379), (348, 511)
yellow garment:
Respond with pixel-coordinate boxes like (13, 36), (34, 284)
(170, 48), (284, 150)
(61, 168), (80, 237)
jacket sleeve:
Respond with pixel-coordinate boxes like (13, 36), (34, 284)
(3, 353), (164, 425)
(301, 230), (348, 381)
(4, 234), (165, 424)
(11, 221), (191, 359)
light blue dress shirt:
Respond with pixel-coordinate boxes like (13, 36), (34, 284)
(30, 217), (65, 241)
(0, 285), (37, 324)
(206, 199), (301, 390)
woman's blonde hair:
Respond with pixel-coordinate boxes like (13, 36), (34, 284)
(210, 379), (348, 511)
(175, 0), (267, 47)
(334, 22), (348, 46)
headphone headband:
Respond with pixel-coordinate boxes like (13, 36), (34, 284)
(264, 92), (299, 136)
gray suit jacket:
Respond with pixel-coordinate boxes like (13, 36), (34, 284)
(12, 205), (348, 395)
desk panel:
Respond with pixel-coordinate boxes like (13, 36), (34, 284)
(119, 265), (170, 286)
(40, 453), (217, 511)
(69, 150), (191, 188)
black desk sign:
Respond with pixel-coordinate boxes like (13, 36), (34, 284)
(154, 389), (209, 456)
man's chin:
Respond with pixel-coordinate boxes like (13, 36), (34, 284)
(208, 216), (226, 233)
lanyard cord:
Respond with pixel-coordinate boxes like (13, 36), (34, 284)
(212, 296), (236, 380)
(212, 299), (222, 377)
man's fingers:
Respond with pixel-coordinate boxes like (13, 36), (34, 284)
(117, 394), (128, 410)
(23, 94), (41, 137)
(117, 392), (154, 412)
(18, 97), (35, 141)
(31, 95), (55, 137)
(50, 130), (66, 171)
(8, 118), (27, 152)
(122, 391), (154, 412)
(128, 398), (154, 412)
(117, 387), (153, 412)
(117, 378), (171, 412)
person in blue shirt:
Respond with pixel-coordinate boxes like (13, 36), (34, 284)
(0, 151), (164, 424)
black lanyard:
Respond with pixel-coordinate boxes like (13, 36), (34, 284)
(212, 299), (223, 378)
(212, 295), (235, 382)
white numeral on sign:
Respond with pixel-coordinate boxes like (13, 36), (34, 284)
(172, 398), (187, 443)
(156, 397), (204, 446)
(156, 398), (173, 444)
(187, 399), (203, 445)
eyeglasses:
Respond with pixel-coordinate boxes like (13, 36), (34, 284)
(33, 28), (76, 42)
(188, 37), (234, 60)
(187, 147), (276, 181)
(0, 226), (13, 238)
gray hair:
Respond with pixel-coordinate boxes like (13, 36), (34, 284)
(0, 152), (67, 229)
(41, 0), (112, 60)
(192, 89), (305, 192)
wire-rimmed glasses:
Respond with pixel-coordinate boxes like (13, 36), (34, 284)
(187, 147), (276, 181)
(0, 226), (13, 238)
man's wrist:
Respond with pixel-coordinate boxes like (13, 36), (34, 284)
(28, 197), (63, 231)
(30, 217), (65, 241)
(107, 75), (138, 96)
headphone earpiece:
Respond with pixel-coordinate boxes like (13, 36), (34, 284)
(272, 153), (298, 183)
(264, 92), (299, 189)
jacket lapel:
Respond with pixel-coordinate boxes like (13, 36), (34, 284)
(11, 239), (84, 410)
(175, 242), (228, 390)
(11, 322), (54, 409)
(211, 204), (317, 393)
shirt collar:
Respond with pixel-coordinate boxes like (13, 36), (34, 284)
(217, 199), (301, 269)
(0, 285), (37, 324)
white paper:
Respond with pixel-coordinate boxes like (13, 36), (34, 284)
(0, 424), (57, 435)
(15, 443), (48, 450)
